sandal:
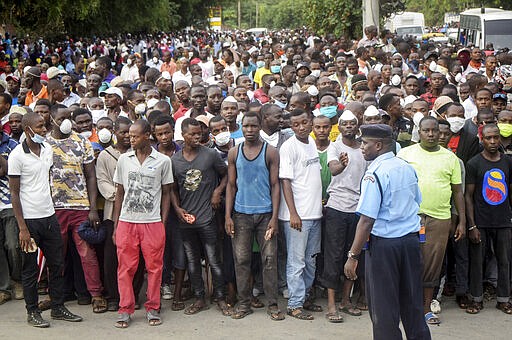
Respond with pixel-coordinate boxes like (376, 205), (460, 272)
(217, 300), (232, 316)
(356, 301), (368, 311)
(267, 305), (285, 321)
(456, 295), (470, 309)
(339, 304), (362, 316)
(146, 310), (162, 326)
(92, 296), (108, 313)
(107, 301), (119, 312)
(171, 300), (185, 311)
(287, 307), (314, 320)
(466, 301), (483, 314)
(325, 311), (344, 323)
(251, 297), (265, 309)
(424, 311), (441, 325)
(231, 308), (253, 319)
(303, 300), (323, 312)
(496, 302), (512, 314)
(184, 300), (209, 315)
(114, 313), (131, 328)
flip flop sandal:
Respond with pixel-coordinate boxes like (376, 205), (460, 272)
(107, 301), (119, 312)
(251, 297), (265, 308)
(92, 296), (108, 313)
(147, 310), (162, 326)
(267, 307), (285, 321)
(456, 295), (470, 309)
(496, 302), (512, 314)
(218, 301), (233, 316)
(424, 312), (441, 325)
(231, 308), (253, 319)
(287, 307), (314, 320)
(114, 313), (131, 329)
(184, 302), (209, 315)
(356, 301), (368, 311)
(466, 301), (483, 314)
(303, 301), (323, 312)
(325, 311), (344, 323)
(339, 305), (362, 316)
(172, 300), (185, 311)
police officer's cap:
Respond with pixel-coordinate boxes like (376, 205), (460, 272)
(360, 124), (393, 139)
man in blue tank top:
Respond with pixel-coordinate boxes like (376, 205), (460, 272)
(225, 111), (284, 321)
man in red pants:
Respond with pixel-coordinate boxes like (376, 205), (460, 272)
(112, 119), (173, 328)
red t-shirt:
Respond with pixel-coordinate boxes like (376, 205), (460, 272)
(447, 135), (460, 153)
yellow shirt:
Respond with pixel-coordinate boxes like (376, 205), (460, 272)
(254, 67), (271, 88)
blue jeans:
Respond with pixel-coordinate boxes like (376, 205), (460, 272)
(282, 219), (321, 309)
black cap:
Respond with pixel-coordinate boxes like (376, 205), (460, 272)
(423, 51), (438, 61)
(360, 124), (393, 139)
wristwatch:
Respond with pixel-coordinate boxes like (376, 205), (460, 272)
(347, 251), (360, 261)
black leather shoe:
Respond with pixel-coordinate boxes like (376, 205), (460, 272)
(27, 311), (50, 328)
(51, 305), (83, 322)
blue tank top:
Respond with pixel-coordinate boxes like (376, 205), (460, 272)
(234, 142), (272, 214)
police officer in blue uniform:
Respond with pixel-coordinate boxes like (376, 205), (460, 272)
(344, 124), (431, 340)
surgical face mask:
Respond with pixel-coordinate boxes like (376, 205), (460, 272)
(29, 127), (45, 144)
(127, 58), (133, 66)
(270, 65), (281, 74)
(214, 131), (231, 146)
(188, 52), (194, 59)
(391, 74), (401, 86)
(152, 57), (158, 64)
(412, 111), (424, 127)
(311, 69), (321, 78)
(256, 61), (265, 68)
(274, 100), (287, 109)
(429, 61), (437, 72)
(319, 105), (337, 119)
(399, 98), (405, 107)
(79, 130), (93, 139)
(59, 118), (73, 135)
(497, 123), (512, 138)
(454, 73), (463, 83)
(446, 116), (465, 133)
(98, 128), (112, 143)
(135, 103), (146, 115)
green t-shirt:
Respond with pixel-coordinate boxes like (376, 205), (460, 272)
(397, 144), (461, 219)
(318, 148), (332, 202)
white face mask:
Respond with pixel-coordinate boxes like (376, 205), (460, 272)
(97, 128), (112, 143)
(413, 111), (425, 127)
(454, 73), (463, 83)
(391, 74), (401, 86)
(214, 131), (231, 146)
(446, 116), (465, 134)
(135, 103), (146, 115)
(127, 58), (133, 66)
(311, 69), (321, 78)
(188, 52), (194, 59)
(399, 98), (405, 108)
(79, 130), (93, 139)
(274, 100), (287, 109)
(429, 61), (437, 72)
(59, 119), (73, 135)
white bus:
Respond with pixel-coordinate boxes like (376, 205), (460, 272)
(458, 8), (512, 50)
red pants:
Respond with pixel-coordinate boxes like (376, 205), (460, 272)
(116, 221), (165, 314)
(56, 209), (103, 297)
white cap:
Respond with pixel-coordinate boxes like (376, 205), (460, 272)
(224, 96), (238, 103)
(46, 66), (67, 80)
(364, 105), (380, 117)
(404, 95), (417, 106)
(248, 46), (259, 54)
(156, 71), (172, 84)
(307, 85), (319, 96)
(100, 87), (123, 100)
(339, 110), (358, 123)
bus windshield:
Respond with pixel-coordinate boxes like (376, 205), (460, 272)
(485, 20), (512, 50)
(396, 26), (423, 36)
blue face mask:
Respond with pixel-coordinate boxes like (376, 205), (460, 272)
(270, 65), (281, 74)
(29, 128), (45, 144)
(256, 61), (265, 68)
(319, 106), (338, 119)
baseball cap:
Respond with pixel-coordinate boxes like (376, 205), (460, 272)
(46, 66), (67, 80)
(100, 86), (124, 100)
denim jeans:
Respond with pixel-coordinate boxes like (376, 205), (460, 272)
(232, 212), (278, 309)
(0, 208), (22, 291)
(283, 219), (321, 309)
(469, 228), (511, 303)
(181, 223), (225, 299)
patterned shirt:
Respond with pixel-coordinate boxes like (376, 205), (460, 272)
(0, 133), (19, 210)
(47, 132), (95, 210)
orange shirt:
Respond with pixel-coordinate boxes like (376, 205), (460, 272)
(161, 61), (177, 76)
(25, 85), (49, 106)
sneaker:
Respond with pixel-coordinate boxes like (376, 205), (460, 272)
(161, 284), (173, 300)
(27, 311), (50, 328)
(12, 282), (24, 300)
(282, 289), (289, 299)
(51, 305), (83, 322)
(430, 299), (441, 314)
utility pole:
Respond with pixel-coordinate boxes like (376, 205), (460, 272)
(255, 3), (259, 28)
(362, 0), (379, 33)
(238, 0), (241, 29)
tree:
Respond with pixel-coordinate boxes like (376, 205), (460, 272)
(304, 0), (362, 38)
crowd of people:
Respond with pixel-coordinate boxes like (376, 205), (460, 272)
(0, 24), (512, 338)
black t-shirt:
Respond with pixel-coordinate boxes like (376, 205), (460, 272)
(466, 153), (512, 228)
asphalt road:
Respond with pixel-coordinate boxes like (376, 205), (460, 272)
(1, 293), (511, 339)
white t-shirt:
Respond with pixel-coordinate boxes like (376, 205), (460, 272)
(278, 136), (323, 220)
(113, 148), (173, 223)
(326, 139), (367, 213)
(8, 141), (55, 219)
